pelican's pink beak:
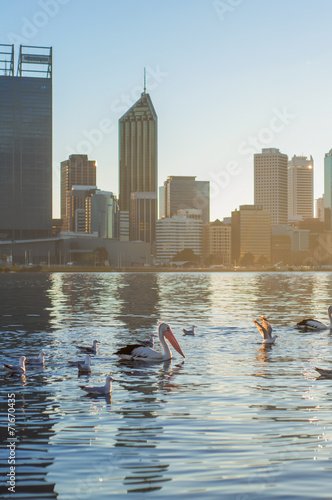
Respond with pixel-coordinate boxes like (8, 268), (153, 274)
(165, 329), (185, 358)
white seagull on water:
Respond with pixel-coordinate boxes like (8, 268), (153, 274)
(80, 375), (115, 395)
(115, 322), (185, 362)
(254, 316), (278, 344)
(77, 354), (92, 374)
(182, 325), (196, 335)
(76, 340), (99, 354)
(3, 356), (26, 374)
(26, 351), (45, 365)
(296, 306), (332, 331)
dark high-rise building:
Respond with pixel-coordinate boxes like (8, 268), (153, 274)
(0, 44), (52, 240)
(163, 176), (210, 224)
(60, 154), (97, 231)
(119, 90), (157, 243)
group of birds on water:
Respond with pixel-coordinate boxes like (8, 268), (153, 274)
(3, 307), (332, 393)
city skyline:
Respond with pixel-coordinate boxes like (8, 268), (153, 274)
(1, 0), (332, 222)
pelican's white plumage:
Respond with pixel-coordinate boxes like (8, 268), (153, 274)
(26, 351), (45, 365)
(3, 356), (26, 374)
(76, 340), (99, 354)
(115, 323), (185, 362)
(296, 306), (332, 331)
(182, 325), (196, 335)
(254, 316), (278, 344)
(80, 375), (115, 395)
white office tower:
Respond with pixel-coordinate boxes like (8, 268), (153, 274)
(254, 148), (288, 227)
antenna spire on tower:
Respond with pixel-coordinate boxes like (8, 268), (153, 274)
(143, 67), (146, 94)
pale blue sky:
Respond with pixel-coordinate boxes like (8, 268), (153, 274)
(1, 0), (331, 219)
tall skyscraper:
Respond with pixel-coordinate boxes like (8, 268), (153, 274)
(119, 89), (157, 244)
(254, 148), (288, 227)
(288, 155), (313, 220)
(60, 154), (96, 231)
(163, 176), (210, 224)
(0, 44), (52, 240)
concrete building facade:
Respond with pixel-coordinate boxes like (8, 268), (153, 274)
(203, 219), (231, 266)
(231, 205), (271, 265)
(156, 209), (203, 263)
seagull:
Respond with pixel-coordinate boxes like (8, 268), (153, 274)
(136, 334), (155, 347)
(80, 375), (115, 395)
(78, 354), (92, 374)
(114, 322), (185, 362)
(76, 340), (99, 354)
(26, 351), (45, 365)
(182, 325), (196, 335)
(296, 306), (332, 331)
(315, 367), (332, 378)
(3, 356), (26, 374)
(254, 316), (278, 344)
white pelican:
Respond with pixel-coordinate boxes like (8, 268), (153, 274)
(115, 323), (185, 362)
(315, 367), (332, 378)
(136, 333), (155, 347)
(26, 351), (45, 365)
(182, 325), (196, 335)
(76, 340), (99, 354)
(254, 316), (278, 344)
(4, 356), (26, 374)
(78, 354), (92, 374)
(296, 306), (332, 331)
(80, 375), (115, 395)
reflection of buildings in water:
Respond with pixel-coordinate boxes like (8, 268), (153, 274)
(48, 273), (124, 326)
(0, 377), (59, 498)
(112, 360), (183, 494)
(0, 274), (52, 338)
(115, 273), (160, 332)
(249, 273), (323, 326)
(157, 273), (212, 323)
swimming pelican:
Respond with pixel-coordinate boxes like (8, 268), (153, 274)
(182, 325), (196, 335)
(296, 306), (332, 331)
(315, 367), (332, 378)
(80, 375), (115, 395)
(76, 340), (99, 354)
(115, 322), (185, 362)
(254, 316), (278, 344)
(78, 354), (92, 374)
(26, 351), (45, 365)
(136, 333), (155, 347)
(3, 356), (26, 374)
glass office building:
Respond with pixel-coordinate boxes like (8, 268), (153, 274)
(0, 44), (52, 240)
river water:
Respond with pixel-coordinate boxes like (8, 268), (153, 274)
(0, 271), (332, 499)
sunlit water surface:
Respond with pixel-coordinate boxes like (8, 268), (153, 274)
(1, 272), (332, 499)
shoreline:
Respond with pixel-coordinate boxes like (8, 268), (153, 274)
(1, 266), (332, 273)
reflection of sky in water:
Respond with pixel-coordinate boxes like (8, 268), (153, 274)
(0, 272), (332, 498)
